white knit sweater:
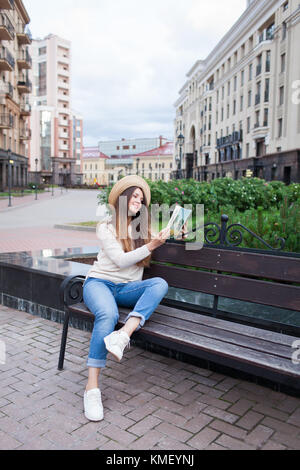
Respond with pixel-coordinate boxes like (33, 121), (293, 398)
(86, 219), (151, 283)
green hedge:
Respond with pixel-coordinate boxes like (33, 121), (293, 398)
(98, 178), (300, 253)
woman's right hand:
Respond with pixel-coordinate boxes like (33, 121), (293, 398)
(147, 227), (170, 252)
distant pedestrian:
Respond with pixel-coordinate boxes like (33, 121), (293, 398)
(82, 175), (170, 421)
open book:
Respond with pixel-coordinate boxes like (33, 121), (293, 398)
(165, 205), (192, 238)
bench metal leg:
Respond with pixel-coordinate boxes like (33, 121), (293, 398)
(58, 309), (70, 370)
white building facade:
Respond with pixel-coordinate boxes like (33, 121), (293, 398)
(29, 34), (83, 185)
(99, 136), (168, 158)
(174, 0), (300, 183)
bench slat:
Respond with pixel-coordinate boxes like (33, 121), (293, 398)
(155, 304), (297, 347)
(144, 264), (300, 311)
(67, 302), (299, 377)
(119, 314), (299, 378)
(151, 312), (293, 360)
(153, 244), (300, 283)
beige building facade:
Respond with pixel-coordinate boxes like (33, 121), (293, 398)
(82, 147), (109, 186)
(29, 34), (83, 186)
(0, 0), (32, 191)
(174, 0), (300, 183)
(83, 140), (174, 186)
(133, 141), (174, 182)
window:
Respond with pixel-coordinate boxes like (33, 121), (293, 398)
(246, 143), (250, 158)
(255, 110), (260, 127)
(240, 95), (244, 112)
(248, 90), (252, 107)
(278, 118), (283, 137)
(263, 108), (268, 126)
(256, 54), (262, 76)
(241, 70), (244, 86)
(247, 117), (251, 133)
(266, 51), (271, 72)
(39, 46), (47, 55)
(283, 2), (288, 11)
(227, 81), (230, 96)
(279, 86), (284, 105)
(227, 104), (230, 119)
(266, 23), (275, 40)
(281, 53), (286, 73)
(234, 76), (237, 91)
(282, 22), (287, 40)
(249, 64), (253, 81)
(38, 62), (47, 96)
(233, 100), (236, 115)
(265, 78), (270, 102)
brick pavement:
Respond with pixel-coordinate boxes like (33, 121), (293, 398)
(0, 305), (299, 450)
(0, 226), (97, 254)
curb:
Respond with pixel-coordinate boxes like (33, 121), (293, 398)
(54, 224), (96, 232)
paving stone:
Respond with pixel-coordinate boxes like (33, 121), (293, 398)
(187, 427), (220, 450)
(1, 306), (300, 451)
(216, 434), (256, 450)
(236, 410), (264, 430)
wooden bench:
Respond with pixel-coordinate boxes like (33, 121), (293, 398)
(58, 235), (300, 394)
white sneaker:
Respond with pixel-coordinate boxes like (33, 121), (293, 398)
(104, 330), (130, 362)
(83, 388), (103, 421)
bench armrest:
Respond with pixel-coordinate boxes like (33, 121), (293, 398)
(59, 275), (86, 307)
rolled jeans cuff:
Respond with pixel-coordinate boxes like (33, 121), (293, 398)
(124, 311), (145, 331)
(87, 357), (107, 369)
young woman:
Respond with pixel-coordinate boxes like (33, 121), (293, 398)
(82, 175), (171, 421)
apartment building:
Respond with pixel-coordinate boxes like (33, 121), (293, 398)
(29, 34), (83, 186)
(0, 0), (32, 192)
(174, 0), (300, 183)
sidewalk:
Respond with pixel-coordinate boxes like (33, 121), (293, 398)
(0, 226), (97, 253)
(0, 188), (65, 212)
(0, 306), (299, 450)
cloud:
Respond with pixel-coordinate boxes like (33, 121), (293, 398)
(23, 0), (246, 146)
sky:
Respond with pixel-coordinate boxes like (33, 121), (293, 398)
(23, 0), (247, 147)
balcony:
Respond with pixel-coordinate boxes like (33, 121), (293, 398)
(17, 78), (32, 94)
(16, 23), (32, 45)
(20, 101), (31, 116)
(0, 0), (14, 9)
(19, 128), (31, 140)
(17, 49), (32, 69)
(0, 13), (15, 40)
(0, 82), (13, 99)
(0, 47), (15, 71)
(0, 113), (14, 129)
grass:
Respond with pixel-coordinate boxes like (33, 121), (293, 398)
(69, 221), (98, 227)
(0, 189), (45, 197)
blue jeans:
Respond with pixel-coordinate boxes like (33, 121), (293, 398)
(83, 276), (169, 369)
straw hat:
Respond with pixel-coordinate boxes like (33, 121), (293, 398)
(108, 175), (151, 207)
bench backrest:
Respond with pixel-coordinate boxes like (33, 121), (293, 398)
(144, 242), (300, 312)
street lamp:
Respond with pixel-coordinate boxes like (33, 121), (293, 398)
(51, 160), (54, 196)
(35, 158), (38, 200)
(177, 133), (184, 179)
(7, 148), (13, 207)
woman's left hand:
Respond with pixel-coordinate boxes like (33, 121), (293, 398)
(176, 223), (188, 240)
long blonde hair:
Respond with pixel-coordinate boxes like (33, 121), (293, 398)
(114, 186), (152, 268)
